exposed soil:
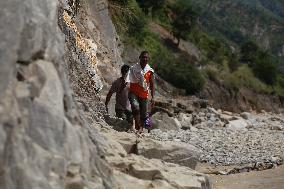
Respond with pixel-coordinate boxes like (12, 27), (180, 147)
(197, 163), (284, 189)
(200, 80), (284, 113)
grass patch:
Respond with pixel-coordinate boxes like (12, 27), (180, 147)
(222, 65), (272, 93)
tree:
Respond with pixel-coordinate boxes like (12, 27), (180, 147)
(240, 41), (259, 62)
(240, 41), (277, 85)
(250, 51), (277, 85)
(170, 1), (198, 46)
(228, 53), (240, 72)
(136, 0), (166, 16)
(156, 58), (205, 94)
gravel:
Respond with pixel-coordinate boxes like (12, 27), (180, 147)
(149, 112), (284, 166)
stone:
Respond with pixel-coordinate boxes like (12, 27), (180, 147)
(152, 112), (180, 131)
(138, 139), (201, 169)
(177, 102), (187, 109)
(103, 131), (201, 169)
(191, 127), (199, 132)
(207, 107), (219, 115)
(240, 112), (252, 120)
(222, 111), (233, 115)
(104, 115), (130, 132)
(174, 118), (182, 129)
(227, 119), (249, 130)
(113, 170), (152, 189)
(66, 175), (84, 189)
(219, 114), (236, 123)
(107, 154), (210, 189)
(270, 124), (283, 131)
(178, 113), (192, 130)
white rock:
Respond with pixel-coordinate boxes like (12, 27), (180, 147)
(207, 107), (219, 115)
(178, 113), (192, 130)
(227, 119), (249, 130)
(240, 112), (252, 120)
(222, 111), (233, 115)
(270, 124), (283, 131)
(220, 114), (236, 123)
(190, 127), (199, 132)
(174, 118), (182, 129)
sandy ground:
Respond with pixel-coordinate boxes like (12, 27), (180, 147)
(199, 165), (284, 189)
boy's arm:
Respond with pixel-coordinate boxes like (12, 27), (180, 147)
(105, 81), (117, 113)
(105, 91), (113, 113)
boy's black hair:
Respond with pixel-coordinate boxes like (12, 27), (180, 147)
(121, 64), (130, 74)
(139, 50), (149, 59)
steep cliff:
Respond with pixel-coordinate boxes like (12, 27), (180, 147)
(0, 0), (117, 188)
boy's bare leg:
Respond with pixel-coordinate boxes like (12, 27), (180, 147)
(133, 113), (143, 134)
(133, 113), (140, 131)
(137, 120), (143, 134)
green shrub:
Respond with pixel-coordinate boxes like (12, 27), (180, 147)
(136, 0), (166, 16)
(277, 75), (284, 88)
(203, 67), (219, 82)
(108, 0), (146, 36)
(156, 58), (205, 94)
(222, 65), (271, 93)
(240, 41), (277, 85)
(188, 29), (230, 66)
(228, 53), (240, 72)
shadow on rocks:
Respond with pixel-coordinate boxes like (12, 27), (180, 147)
(104, 114), (131, 132)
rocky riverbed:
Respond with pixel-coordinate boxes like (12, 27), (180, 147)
(148, 108), (284, 167)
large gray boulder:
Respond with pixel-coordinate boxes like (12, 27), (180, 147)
(107, 154), (211, 189)
(139, 138), (201, 169)
(152, 112), (181, 131)
(103, 131), (201, 169)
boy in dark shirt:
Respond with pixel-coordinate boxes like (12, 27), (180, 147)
(105, 65), (133, 129)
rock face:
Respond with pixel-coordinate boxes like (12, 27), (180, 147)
(0, 0), (116, 188)
(59, 0), (124, 122)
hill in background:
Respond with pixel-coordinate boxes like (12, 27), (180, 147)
(107, 0), (284, 111)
